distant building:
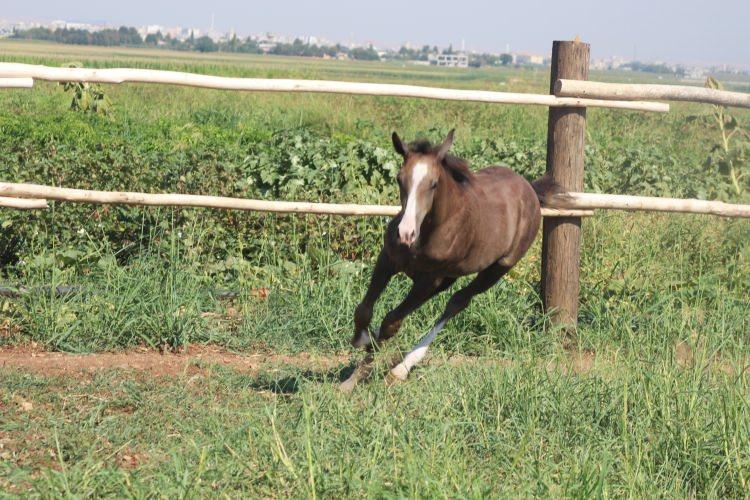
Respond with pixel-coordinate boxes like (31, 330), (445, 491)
(183, 28), (202, 39)
(684, 67), (707, 80)
(515, 53), (545, 65)
(138, 25), (165, 38)
(429, 53), (468, 68)
(591, 57), (629, 71)
(258, 41), (276, 53)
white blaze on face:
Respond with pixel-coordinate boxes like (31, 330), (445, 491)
(398, 162), (429, 246)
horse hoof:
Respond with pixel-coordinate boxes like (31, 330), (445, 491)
(351, 329), (372, 348)
(386, 365), (409, 385)
(339, 379), (357, 393)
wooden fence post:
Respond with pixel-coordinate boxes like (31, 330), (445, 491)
(541, 40), (589, 330)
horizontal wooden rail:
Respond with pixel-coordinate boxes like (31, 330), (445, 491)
(546, 192), (750, 218)
(0, 63), (668, 113)
(0, 196), (48, 209)
(0, 77), (33, 89)
(556, 79), (750, 109)
(0, 182), (591, 217)
(5, 183), (747, 218)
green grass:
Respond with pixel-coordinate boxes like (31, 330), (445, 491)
(0, 41), (749, 497)
(2, 355), (748, 497)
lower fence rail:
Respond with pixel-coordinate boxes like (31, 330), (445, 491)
(2, 182), (749, 218)
(0, 182), (592, 217)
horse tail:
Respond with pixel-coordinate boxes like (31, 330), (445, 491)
(530, 173), (567, 205)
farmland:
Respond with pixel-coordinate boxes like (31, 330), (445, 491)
(1, 41), (749, 497)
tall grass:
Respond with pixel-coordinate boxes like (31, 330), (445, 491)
(2, 357), (747, 497)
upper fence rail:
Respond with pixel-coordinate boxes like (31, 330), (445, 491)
(0, 62), (669, 113)
(556, 79), (750, 109)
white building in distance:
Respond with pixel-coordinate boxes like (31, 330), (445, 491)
(429, 53), (469, 68)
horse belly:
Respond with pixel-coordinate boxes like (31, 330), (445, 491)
(468, 170), (542, 270)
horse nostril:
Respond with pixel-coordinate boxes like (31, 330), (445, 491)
(398, 225), (417, 246)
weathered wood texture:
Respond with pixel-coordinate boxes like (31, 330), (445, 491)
(546, 192), (750, 218)
(0, 196), (48, 209)
(0, 63), (668, 112)
(0, 182), (593, 217)
(0, 77), (33, 89)
(541, 40), (590, 330)
(556, 79), (750, 109)
(5, 181), (747, 218)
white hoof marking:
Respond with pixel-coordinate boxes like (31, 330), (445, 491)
(352, 329), (372, 348)
(389, 363), (409, 381)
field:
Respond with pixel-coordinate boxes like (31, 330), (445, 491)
(1, 41), (749, 497)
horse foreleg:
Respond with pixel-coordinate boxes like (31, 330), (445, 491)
(341, 273), (453, 393)
(341, 251), (397, 393)
(351, 250), (396, 349)
(388, 264), (509, 383)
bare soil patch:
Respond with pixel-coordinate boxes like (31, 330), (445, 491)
(0, 343), (745, 378)
(0, 344), (350, 377)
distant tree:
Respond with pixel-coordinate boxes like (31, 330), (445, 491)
(349, 46), (380, 61)
(499, 53), (513, 66)
(117, 26), (142, 45)
(227, 33), (239, 52)
(144, 31), (163, 45)
(237, 37), (262, 54)
(627, 61), (674, 74)
(194, 36), (217, 52)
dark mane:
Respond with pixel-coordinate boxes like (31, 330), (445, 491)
(407, 139), (474, 184)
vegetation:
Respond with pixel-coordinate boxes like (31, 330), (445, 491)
(12, 26), (142, 46)
(0, 41), (748, 497)
(12, 26), (381, 61)
(9, 26), (554, 68)
(625, 60), (686, 77)
(699, 77), (750, 194)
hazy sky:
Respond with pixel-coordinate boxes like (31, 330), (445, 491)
(5, 0), (749, 66)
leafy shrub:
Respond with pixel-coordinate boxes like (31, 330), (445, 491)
(60, 63), (112, 115)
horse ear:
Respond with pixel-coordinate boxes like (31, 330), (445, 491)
(436, 128), (455, 160)
(392, 132), (408, 158)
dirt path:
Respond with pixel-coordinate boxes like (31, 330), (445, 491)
(0, 344), (351, 377)
(1, 342), (745, 378)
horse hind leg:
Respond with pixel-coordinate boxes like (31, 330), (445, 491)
(376, 275), (456, 342)
(387, 319), (444, 383)
(388, 264), (509, 383)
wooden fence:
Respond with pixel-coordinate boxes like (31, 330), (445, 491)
(0, 62), (668, 112)
(0, 77), (34, 89)
(1, 39), (749, 329)
(555, 79), (750, 109)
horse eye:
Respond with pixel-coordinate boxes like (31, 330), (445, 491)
(430, 180), (438, 190)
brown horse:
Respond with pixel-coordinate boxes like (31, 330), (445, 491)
(340, 129), (543, 391)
